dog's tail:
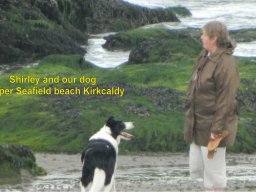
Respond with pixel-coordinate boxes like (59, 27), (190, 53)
(89, 168), (106, 192)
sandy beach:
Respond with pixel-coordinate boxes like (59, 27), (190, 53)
(24, 152), (256, 192)
(1, 152), (256, 191)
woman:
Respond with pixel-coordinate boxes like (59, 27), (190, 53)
(183, 21), (239, 190)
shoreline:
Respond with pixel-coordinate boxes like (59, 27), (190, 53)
(32, 152), (256, 192)
(1, 152), (256, 191)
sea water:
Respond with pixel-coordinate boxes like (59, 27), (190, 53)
(84, 0), (256, 68)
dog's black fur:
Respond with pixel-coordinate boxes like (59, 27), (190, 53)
(80, 116), (134, 192)
(81, 139), (116, 187)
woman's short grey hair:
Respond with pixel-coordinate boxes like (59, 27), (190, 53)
(203, 21), (230, 48)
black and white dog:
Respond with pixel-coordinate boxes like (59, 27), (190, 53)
(80, 116), (134, 192)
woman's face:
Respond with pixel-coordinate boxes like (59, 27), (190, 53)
(201, 29), (217, 53)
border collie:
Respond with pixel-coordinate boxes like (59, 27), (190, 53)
(80, 116), (134, 192)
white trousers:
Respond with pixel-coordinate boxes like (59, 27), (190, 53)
(189, 142), (227, 189)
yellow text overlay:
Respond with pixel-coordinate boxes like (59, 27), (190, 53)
(0, 75), (124, 97)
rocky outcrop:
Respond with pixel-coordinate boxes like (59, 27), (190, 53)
(128, 41), (156, 64)
(103, 29), (201, 64)
(0, 0), (191, 64)
(230, 29), (256, 42)
(0, 144), (46, 183)
(33, 0), (61, 23)
(70, 0), (190, 33)
(103, 27), (256, 64)
(0, 0), (86, 64)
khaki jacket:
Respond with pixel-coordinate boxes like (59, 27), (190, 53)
(184, 46), (239, 147)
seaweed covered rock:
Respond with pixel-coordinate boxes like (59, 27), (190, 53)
(0, 0), (191, 64)
(70, 0), (190, 33)
(0, 0), (86, 64)
(0, 144), (46, 184)
(34, 0), (61, 23)
(230, 29), (256, 42)
(104, 28), (201, 64)
(128, 41), (156, 64)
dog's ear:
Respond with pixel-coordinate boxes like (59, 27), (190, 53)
(106, 116), (115, 127)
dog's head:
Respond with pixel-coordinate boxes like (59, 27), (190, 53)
(106, 116), (134, 140)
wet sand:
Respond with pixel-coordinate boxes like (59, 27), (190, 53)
(1, 153), (256, 191)
(34, 153), (256, 192)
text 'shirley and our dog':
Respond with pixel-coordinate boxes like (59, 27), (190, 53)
(9, 75), (97, 85)
(4, 75), (125, 96)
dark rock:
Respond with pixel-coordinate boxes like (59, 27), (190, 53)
(0, 0), (87, 64)
(0, 22), (85, 64)
(230, 29), (256, 43)
(0, 0), (191, 63)
(168, 6), (192, 17)
(103, 28), (256, 52)
(0, 0), (20, 7)
(103, 28), (201, 50)
(0, 144), (46, 181)
(122, 29), (201, 64)
(103, 34), (130, 50)
(129, 41), (155, 64)
(34, 0), (61, 23)
(70, 0), (186, 33)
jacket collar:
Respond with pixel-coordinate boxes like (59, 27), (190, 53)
(205, 47), (232, 63)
